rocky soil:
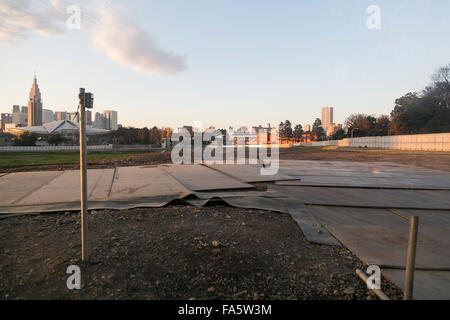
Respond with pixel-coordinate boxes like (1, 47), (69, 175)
(0, 204), (403, 300)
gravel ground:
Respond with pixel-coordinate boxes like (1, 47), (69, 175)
(0, 203), (403, 300)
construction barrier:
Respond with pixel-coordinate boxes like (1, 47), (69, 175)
(304, 133), (450, 152)
(0, 144), (113, 152)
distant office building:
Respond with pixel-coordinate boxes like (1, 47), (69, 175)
(86, 110), (92, 126)
(326, 123), (342, 137)
(11, 105), (28, 127)
(94, 112), (106, 129)
(54, 111), (70, 121)
(252, 124), (277, 145)
(27, 75), (43, 127)
(1, 113), (12, 130)
(42, 109), (54, 124)
(12, 112), (27, 127)
(321, 106), (333, 131)
(304, 124), (311, 132)
(103, 110), (118, 130)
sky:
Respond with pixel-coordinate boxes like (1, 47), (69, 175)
(1, 0), (450, 129)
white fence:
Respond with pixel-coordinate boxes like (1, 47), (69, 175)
(304, 133), (450, 152)
(0, 144), (113, 152)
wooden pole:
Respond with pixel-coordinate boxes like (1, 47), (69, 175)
(79, 88), (89, 262)
(356, 269), (390, 300)
(404, 216), (419, 300)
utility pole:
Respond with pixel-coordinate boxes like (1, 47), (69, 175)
(78, 88), (94, 262)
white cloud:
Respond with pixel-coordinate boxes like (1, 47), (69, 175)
(0, 0), (187, 75)
(0, 0), (67, 43)
(92, 5), (187, 75)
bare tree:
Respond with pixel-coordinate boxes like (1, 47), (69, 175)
(432, 64), (450, 108)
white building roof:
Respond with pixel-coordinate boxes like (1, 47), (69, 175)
(13, 120), (110, 136)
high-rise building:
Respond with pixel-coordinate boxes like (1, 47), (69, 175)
(103, 110), (118, 130)
(42, 109), (54, 124)
(1, 113), (12, 130)
(326, 123), (342, 137)
(21, 106), (28, 114)
(12, 112), (27, 127)
(94, 112), (105, 129)
(27, 75), (43, 127)
(86, 110), (92, 126)
(54, 111), (70, 121)
(12, 105), (21, 113)
(321, 106), (333, 131)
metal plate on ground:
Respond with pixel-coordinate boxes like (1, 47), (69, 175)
(382, 269), (450, 300)
(270, 185), (450, 210)
(208, 164), (295, 183)
(162, 164), (255, 191)
(307, 206), (450, 269)
(285, 200), (341, 246)
(0, 171), (64, 205)
(19, 169), (114, 204)
(278, 160), (450, 189)
(109, 166), (190, 200)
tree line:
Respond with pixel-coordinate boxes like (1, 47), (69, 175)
(1, 126), (174, 146)
(278, 121), (305, 140)
(389, 64), (450, 135)
(114, 126), (172, 145)
(346, 63), (450, 138)
(281, 63), (450, 141)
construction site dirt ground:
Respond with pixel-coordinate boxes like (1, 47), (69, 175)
(1, 146), (450, 173)
(1, 146), (448, 300)
(0, 204), (403, 300)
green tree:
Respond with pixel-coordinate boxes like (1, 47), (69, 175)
(331, 128), (345, 140)
(293, 124), (303, 139)
(47, 134), (64, 146)
(388, 63), (450, 135)
(283, 120), (293, 138)
(311, 118), (324, 140)
(374, 115), (390, 136)
(137, 127), (150, 144)
(14, 132), (38, 146)
(149, 126), (161, 144)
(278, 121), (285, 138)
(389, 93), (419, 135)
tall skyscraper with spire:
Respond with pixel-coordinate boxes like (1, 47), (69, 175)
(27, 75), (43, 127)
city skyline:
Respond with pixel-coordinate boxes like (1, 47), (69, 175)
(1, 75), (118, 131)
(1, 1), (450, 129)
